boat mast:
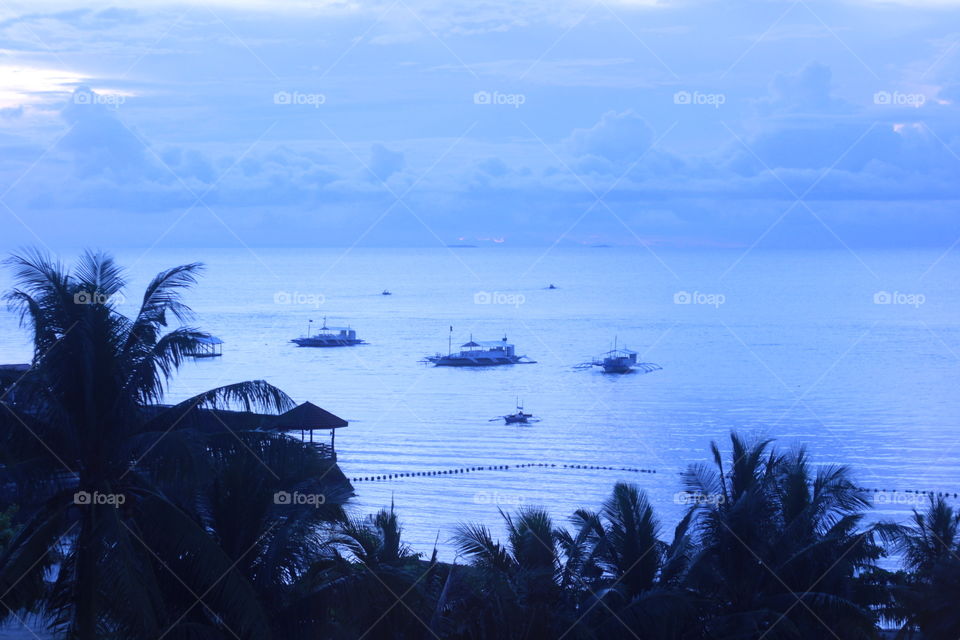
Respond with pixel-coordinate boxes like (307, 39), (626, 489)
(448, 325), (453, 355)
(307, 318), (313, 338)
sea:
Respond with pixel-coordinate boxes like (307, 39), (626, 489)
(0, 247), (957, 560)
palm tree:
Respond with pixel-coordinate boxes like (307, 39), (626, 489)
(889, 496), (960, 639)
(566, 483), (699, 639)
(453, 506), (575, 639)
(682, 433), (882, 639)
(189, 430), (354, 638)
(306, 502), (441, 639)
(0, 250), (300, 639)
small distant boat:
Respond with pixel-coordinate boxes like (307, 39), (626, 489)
(187, 335), (223, 358)
(291, 319), (365, 347)
(547, 284), (557, 290)
(381, 290), (392, 296)
(576, 339), (661, 374)
(490, 401), (540, 424)
(422, 329), (535, 367)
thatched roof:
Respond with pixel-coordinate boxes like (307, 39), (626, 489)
(265, 401), (348, 431)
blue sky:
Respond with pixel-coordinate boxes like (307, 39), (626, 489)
(0, 0), (958, 249)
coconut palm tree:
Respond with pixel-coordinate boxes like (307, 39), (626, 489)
(0, 250), (300, 639)
(452, 506), (576, 639)
(567, 483), (700, 639)
(889, 496), (960, 639)
(189, 430), (354, 638)
(303, 502), (441, 639)
(682, 433), (882, 639)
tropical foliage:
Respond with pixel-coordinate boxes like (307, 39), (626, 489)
(0, 250), (955, 639)
(0, 251), (348, 639)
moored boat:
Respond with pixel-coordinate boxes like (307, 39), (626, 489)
(423, 332), (535, 366)
(490, 401), (540, 424)
(291, 319), (365, 347)
(575, 339), (661, 374)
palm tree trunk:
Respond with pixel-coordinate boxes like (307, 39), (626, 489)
(74, 507), (98, 640)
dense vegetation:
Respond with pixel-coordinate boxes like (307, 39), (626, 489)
(0, 251), (957, 639)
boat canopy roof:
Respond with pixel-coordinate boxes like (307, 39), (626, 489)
(468, 340), (512, 347)
(195, 336), (223, 345)
(317, 326), (352, 332)
(604, 348), (637, 355)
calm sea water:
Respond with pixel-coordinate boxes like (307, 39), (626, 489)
(1, 247), (957, 559)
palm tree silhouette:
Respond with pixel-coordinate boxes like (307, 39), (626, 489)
(889, 495), (960, 639)
(0, 250), (309, 639)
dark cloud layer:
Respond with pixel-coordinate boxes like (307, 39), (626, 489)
(0, 1), (957, 249)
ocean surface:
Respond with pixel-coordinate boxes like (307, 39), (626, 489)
(1, 247), (957, 560)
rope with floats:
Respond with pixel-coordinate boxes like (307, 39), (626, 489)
(348, 464), (959, 500)
(350, 462), (657, 483)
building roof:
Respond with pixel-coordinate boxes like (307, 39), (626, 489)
(265, 401), (348, 431)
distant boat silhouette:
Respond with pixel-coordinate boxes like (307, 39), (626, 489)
(291, 318), (365, 347)
(575, 338), (661, 374)
(381, 290), (392, 296)
(422, 330), (535, 366)
(490, 400), (540, 424)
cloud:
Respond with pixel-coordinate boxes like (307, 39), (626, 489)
(59, 87), (161, 181)
(755, 62), (851, 116)
(565, 110), (655, 165)
(0, 4), (958, 250)
(367, 143), (405, 183)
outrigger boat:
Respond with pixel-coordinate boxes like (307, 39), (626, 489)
(186, 335), (223, 358)
(575, 339), (662, 374)
(291, 318), (365, 347)
(490, 402), (540, 424)
(423, 329), (536, 367)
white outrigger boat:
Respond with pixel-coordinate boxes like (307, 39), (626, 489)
(423, 329), (535, 367)
(291, 319), (365, 347)
(576, 339), (661, 374)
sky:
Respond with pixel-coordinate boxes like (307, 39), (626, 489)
(0, 0), (958, 249)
